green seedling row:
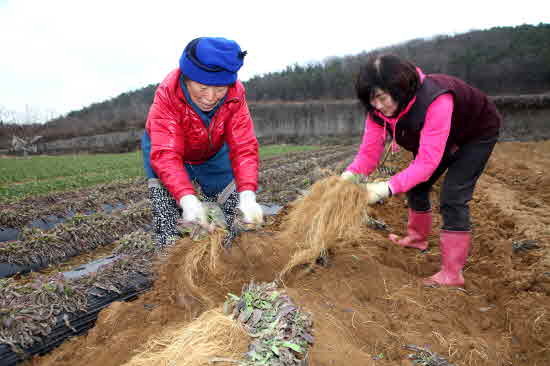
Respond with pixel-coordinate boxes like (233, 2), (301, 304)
(259, 144), (319, 159)
(0, 166), (143, 203)
(0, 151), (142, 185)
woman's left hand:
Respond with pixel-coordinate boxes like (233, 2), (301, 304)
(238, 190), (264, 225)
(366, 181), (392, 205)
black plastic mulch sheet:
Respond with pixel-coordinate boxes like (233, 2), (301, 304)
(0, 203), (128, 245)
(0, 228), (20, 243)
(0, 273), (151, 366)
(0, 250), (80, 279)
(1, 203), (129, 238)
(0, 262), (44, 279)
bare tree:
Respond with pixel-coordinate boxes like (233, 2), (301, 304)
(0, 105), (17, 124)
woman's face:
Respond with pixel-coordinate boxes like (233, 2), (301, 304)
(370, 88), (398, 117)
(185, 80), (228, 112)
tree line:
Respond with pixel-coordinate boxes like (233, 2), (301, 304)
(1, 23), (549, 148)
(245, 23), (550, 101)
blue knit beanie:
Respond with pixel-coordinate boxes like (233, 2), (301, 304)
(179, 37), (246, 86)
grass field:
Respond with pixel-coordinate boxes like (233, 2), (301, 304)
(0, 145), (319, 203)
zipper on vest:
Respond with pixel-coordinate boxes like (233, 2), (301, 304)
(386, 119), (401, 154)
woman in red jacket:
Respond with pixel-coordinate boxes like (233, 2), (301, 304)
(142, 37), (263, 248)
(342, 54), (501, 287)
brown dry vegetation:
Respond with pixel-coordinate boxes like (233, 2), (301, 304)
(16, 140), (549, 366)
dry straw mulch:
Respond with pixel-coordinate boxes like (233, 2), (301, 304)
(123, 309), (249, 366)
(279, 176), (372, 278)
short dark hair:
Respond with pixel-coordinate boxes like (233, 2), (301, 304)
(355, 54), (420, 115)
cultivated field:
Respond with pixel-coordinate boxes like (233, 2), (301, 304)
(0, 141), (549, 365)
(0, 145), (320, 203)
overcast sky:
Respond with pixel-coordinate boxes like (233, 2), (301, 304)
(1, 0), (548, 123)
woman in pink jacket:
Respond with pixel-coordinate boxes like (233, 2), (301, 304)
(342, 54), (501, 287)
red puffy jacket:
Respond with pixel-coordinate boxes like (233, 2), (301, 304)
(145, 69), (259, 202)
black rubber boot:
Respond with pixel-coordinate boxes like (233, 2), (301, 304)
(148, 179), (182, 249)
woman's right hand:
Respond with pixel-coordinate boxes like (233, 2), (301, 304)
(340, 171), (355, 180)
(340, 171), (367, 183)
(179, 194), (208, 227)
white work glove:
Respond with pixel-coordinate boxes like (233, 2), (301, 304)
(366, 181), (392, 205)
(179, 194), (208, 227)
(340, 171), (356, 180)
(238, 190), (264, 225)
(341, 170), (367, 184)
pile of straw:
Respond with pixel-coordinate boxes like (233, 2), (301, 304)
(279, 176), (371, 277)
(123, 309), (249, 366)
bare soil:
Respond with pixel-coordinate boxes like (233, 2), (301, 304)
(22, 140), (550, 365)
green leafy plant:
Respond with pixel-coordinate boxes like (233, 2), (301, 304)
(224, 281), (313, 366)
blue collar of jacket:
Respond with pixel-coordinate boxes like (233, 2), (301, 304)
(180, 74), (225, 127)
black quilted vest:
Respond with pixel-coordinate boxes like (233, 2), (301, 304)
(371, 74), (501, 154)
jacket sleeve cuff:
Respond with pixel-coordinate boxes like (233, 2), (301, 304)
(237, 184), (257, 193)
(175, 187), (196, 203)
(388, 180), (399, 195)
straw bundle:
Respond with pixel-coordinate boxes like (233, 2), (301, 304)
(279, 176), (371, 278)
(124, 309), (248, 366)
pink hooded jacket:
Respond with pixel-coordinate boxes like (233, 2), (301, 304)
(346, 69), (453, 194)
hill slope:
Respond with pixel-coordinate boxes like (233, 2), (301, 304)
(1, 23), (549, 146)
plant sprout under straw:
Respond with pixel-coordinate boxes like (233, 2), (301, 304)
(224, 281), (314, 366)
